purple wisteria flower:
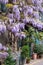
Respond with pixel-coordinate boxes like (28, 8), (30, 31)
(15, 13), (20, 21)
(0, 52), (9, 59)
(39, 7), (43, 13)
(0, 24), (6, 33)
(13, 5), (18, 12)
(19, 23), (25, 30)
(32, 21), (37, 27)
(15, 32), (26, 39)
(3, 46), (7, 51)
(7, 25), (13, 31)
(0, 52), (3, 58)
(12, 22), (25, 35)
(23, 5), (29, 16)
(28, 7), (33, 15)
(13, 5), (20, 20)
(20, 32), (26, 39)
(0, 43), (9, 59)
(7, 13), (13, 19)
(12, 24), (20, 33)
(36, 23), (42, 30)
(13, 0), (16, 3)
(1, 0), (8, 4)
(32, 0), (42, 6)
(23, 6), (33, 16)
(9, 19), (14, 24)
(15, 33), (20, 37)
(15, 24), (20, 32)
(33, 12), (39, 19)
(12, 26), (17, 33)
(0, 43), (9, 51)
(2, 25), (6, 33)
(22, 17), (30, 24)
(32, 6), (39, 11)
(2, 52), (9, 58)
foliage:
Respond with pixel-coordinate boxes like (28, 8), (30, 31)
(0, 16), (8, 20)
(24, 26), (36, 44)
(21, 45), (30, 58)
(1, 3), (7, 12)
(25, 25), (43, 45)
(33, 44), (43, 54)
(6, 4), (13, 8)
(4, 48), (16, 65)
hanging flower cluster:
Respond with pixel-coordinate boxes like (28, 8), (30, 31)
(0, 43), (8, 51)
(0, 22), (6, 33)
(0, 43), (9, 59)
(0, 0), (8, 4)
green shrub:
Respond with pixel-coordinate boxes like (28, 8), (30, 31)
(33, 44), (43, 54)
(21, 45), (30, 58)
(4, 48), (16, 65)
